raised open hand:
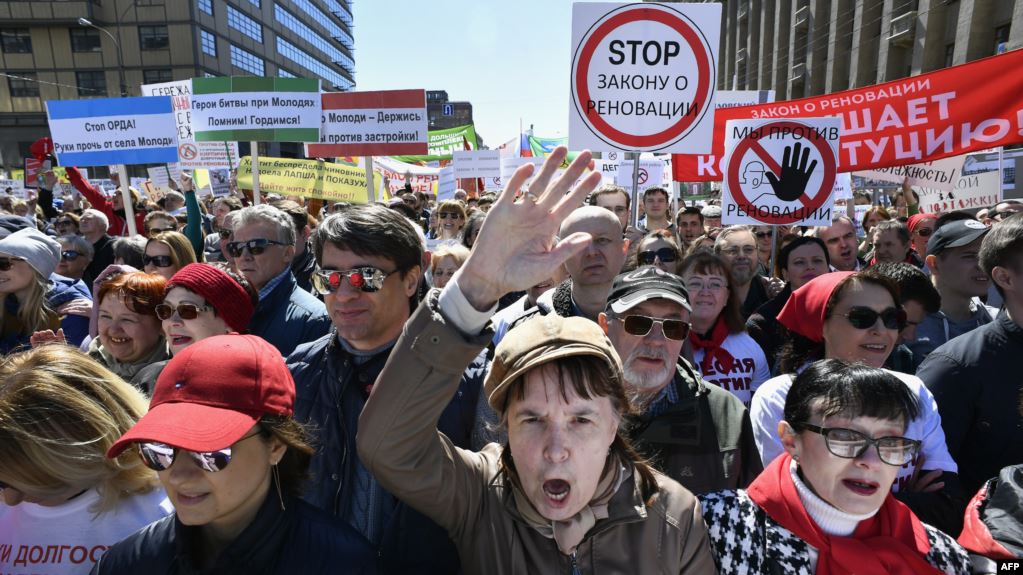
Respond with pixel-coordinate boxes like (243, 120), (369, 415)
(456, 146), (601, 310)
(766, 142), (817, 202)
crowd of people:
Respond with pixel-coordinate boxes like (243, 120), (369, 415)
(0, 146), (1021, 574)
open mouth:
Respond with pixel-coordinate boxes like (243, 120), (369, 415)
(170, 335), (193, 347)
(108, 336), (131, 345)
(543, 479), (570, 504)
(842, 478), (879, 496)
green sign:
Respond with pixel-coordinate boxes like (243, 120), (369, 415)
(190, 77), (321, 142)
(392, 124), (477, 162)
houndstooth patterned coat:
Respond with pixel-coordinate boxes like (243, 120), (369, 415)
(698, 490), (971, 575)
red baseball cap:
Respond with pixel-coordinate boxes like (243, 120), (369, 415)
(107, 334), (294, 458)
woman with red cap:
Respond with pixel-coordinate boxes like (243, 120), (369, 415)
(700, 359), (971, 574)
(907, 213), (938, 255)
(133, 263), (257, 394)
(93, 335), (375, 574)
(749, 270), (967, 535)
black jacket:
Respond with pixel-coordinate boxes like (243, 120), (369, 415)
(249, 271), (330, 357)
(290, 243), (319, 294)
(745, 285), (792, 375)
(288, 329), (486, 574)
(918, 312), (1023, 496)
(91, 492), (376, 575)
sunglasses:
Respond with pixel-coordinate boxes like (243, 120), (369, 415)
(0, 257), (25, 271)
(217, 228), (233, 238)
(914, 228), (933, 237)
(438, 213), (461, 220)
(143, 255), (174, 268)
(226, 239), (289, 258)
(137, 430), (263, 473)
(837, 306), (907, 330)
(638, 248), (678, 265)
(61, 250), (82, 261)
(754, 231), (772, 239)
(155, 302), (213, 321)
(312, 267), (395, 295)
(799, 423), (921, 466)
(618, 314), (691, 341)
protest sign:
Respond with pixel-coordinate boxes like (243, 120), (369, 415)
(855, 155), (965, 192)
(437, 166), (457, 201)
(617, 157), (666, 188)
(569, 2), (720, 153)
(722, 117), (841, 226)
(235, 156), (374, 203)
(453, 150), (501, 178)
(917, 170), (1000, 214)
(832, 172), (853, 200)
(523, 135), (568, 157)
(207, 169), (232, 197)
(0, 179), (26, 198)
(46, 96), (179, 167)
(373, 156), (440, 198)
(674, 49), (1023, 181)
(307, 89), (428, 157)
(716, 90), (776, 108)
(147, 164), (181, 191)
(392, 124), (477, 162)
(141, 80), (239, 168)
(21, 161), (85, 188)
(190, 77), (321, 142)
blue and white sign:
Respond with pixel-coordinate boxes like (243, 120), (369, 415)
(46, 96), (180, 167)
(442, 103), (453, 116)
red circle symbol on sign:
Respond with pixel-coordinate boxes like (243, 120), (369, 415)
(179, 143), (198, 161)
(572, 5), (714, 150)
(638, 168), (649, 185)
(726, 120), (837, 225)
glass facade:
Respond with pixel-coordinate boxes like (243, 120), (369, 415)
(273, 3), (352, 74)
(227, 4), (263, 43)
(230, 44), (265, 75)
(197, 0), (213, 15)
(200, 28), (217, 57)
(275, 37), (351, 90)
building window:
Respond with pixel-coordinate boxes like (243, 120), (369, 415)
(143, 69), (173, 84)
(1, 29), (32, 54)
(227, 5), (262, 42)
(291, 0), (344, 39)
(230, 44), (264, 75)
(197, 0), (213, 15)
(69, 28), (102, 52)
(8, 73), (39, 97)
(139, 25), (169, 50)
(944, 43), (955, 67)
(246, 0), (261, 6)
(200, 28), (217, 56)
(995, 24), (1010, 54)
(278, 67), (296, 78)
(76, 71), (107, 96)
(274, 3), (353, 72)
(276, 36), (352, 90)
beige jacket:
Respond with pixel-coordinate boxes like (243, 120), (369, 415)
(357, 298), (717, 574)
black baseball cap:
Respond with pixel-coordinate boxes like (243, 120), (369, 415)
(607, 267), (691, 314)
(926, 219), (989, 256)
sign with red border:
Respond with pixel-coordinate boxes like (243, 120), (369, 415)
(722, 118), (841, 226)
(306, 89), (428, 157)
(569, 3), (720, 153)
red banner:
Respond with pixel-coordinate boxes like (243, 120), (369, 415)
(673, 49), (1023, 181)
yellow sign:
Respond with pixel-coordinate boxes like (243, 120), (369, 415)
(236, 156), (374, 203)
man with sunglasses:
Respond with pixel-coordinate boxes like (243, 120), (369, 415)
(598, 267), (762, 494)
(232, 204), (329, 356)
(287, 204), (482, 574)
(908, 219), (995, 367)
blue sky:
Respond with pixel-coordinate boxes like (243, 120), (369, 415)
(352, 0), (575, 147)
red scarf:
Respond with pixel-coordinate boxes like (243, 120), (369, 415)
(689, 317), (735, 375)
(747, 453), (941, 575)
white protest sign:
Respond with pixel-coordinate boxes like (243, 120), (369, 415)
(129, 178), (149, 196)
(569, 2), (720, 153)
(373, 156), (440, 198)
(453, 150), (501, 178)
(307, 90), (428, 157)
(0, 179), (26, 198)
(722, 117), (841, 226)
(146, 164), (181, 191)
(917, 170), (1001, 214)
(855, 155), (966, 192)
(46, 97), (179, 167)
(141, 80), (239, 169)
(616, 157), (666, 189)
(498, 156), (593, 190)
(437, 166), (457, 201)
(594, 159), (620, 184)
(208, 169), (232, 197)
(832, 172), (853, 200)
(852, 204), (871, 238)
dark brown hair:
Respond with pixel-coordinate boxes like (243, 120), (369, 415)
(679, 251), (745, 334)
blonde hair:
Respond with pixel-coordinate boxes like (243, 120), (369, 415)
(430, 244), (470, 274)
(147, 231), (199, 271)
(0, 346), (159, 514)
(0, 270), (57, 341)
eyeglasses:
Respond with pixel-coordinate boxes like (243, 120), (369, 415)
(721, 246), (757, 257)
(217, 228), (233, 238)
(226, 239), (289, 258)
(638, 248), (678, 265)
(685, 278), (728, 292)
(312, 267), (396, 295)
(0, 257), (25, 271)
(137, 430), (263, 473)
(155, 302), (213, 321)
(617, 314), (691, 341)
(914, 228), (933, 237)
(837, 306), (906, 331)
(61, 250), (82, 261)
(438, 212), (461, 220)
(143, 255), (174, 268)
(798, 423), (921, 466)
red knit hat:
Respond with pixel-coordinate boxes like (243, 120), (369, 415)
(107, 334), (294, 456)
(165, 264), (253, 333)
(776, 271), (855, 343)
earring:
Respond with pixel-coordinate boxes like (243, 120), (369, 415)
(272, 464), (286, 511)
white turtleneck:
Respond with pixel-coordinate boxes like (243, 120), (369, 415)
(789, 460), (879, 572)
